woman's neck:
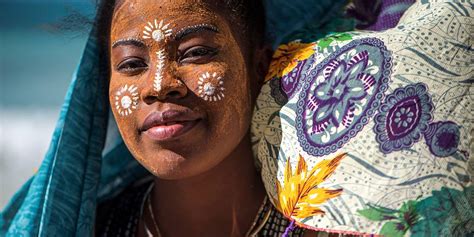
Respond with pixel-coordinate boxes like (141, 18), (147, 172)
(148, 133), (266, 236)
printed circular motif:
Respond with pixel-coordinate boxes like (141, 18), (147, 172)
(374, 83), (434, 153)
(424, 121), (460, 157)
(296, 38), (392, 156)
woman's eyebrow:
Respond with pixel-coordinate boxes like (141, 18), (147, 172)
(112, 38), (147, 49)
(174, 24), (219, 41)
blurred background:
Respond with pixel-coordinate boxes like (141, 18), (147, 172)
(0, 0), (95, 208)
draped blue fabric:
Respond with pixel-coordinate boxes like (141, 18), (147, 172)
(1, 29), (110, 235)
(0, 1), (351, 235)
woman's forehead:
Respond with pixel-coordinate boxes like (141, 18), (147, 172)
(111, 0), (221, 40)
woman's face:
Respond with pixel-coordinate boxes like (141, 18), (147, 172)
(109, 0), (260, 179)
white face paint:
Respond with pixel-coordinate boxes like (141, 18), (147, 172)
(115, 84), (139, 116)
(198, 72), (225, 101)
(142, 19), (173, 93)
(143, 19), (173, 42)
(154, 49), (166, 92)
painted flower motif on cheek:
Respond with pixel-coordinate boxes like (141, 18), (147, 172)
(198, 72), (225, 101)
(114, 84), (139, 117)
(143, 19), (173, 42)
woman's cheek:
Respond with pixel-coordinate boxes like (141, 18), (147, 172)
(182, 63), (228, 102)
(208, 69), (251, 140)
(111, 83), (140, 117)
(109, 82), (142, 149)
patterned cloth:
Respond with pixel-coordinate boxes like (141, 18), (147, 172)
(253, 1), (473, 236)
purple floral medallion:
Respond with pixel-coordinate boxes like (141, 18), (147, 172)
(296, 38), (392, 156)
(281, 60), (307, 98)
(374, 83), (434, 153)
(424, 121), (460, 157)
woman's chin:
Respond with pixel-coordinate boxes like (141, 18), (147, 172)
(135, 150), (211, 180)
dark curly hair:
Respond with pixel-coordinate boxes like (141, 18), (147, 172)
(95, 0), (266, 45)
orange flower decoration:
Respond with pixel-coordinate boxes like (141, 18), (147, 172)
(274, 153), (345, 221)
(265, 41), (316, 82)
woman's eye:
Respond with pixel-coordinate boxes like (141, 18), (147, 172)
(179, 47), (217, 64)
(116, 58), (148, 74)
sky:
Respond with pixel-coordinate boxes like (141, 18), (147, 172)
(1, 0), (94, 108)
(0, 0), (95, 208)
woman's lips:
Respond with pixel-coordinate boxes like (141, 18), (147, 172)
(143, 120), (199, 141)
(141, 110), (202, 142)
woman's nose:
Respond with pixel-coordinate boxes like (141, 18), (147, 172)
(141, 66), (187, 104)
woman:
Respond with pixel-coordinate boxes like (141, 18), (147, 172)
(2, 0), (338, 236)
(9, 0), (467, 236)
(97, 0), (304, 235)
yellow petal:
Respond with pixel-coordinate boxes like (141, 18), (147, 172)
(296, 154), (307, 176)
(284, 157), (292, 184)
(275, 153), (345, 220)
(300, 188), (343, 205)
(302, 153), (345, 195)
(265, 41), (316, 82)
(265, 56), (291, 82)
(294, 43), (316, 61)
(293, 202), (324, 219)
(281, 60), (298, 77)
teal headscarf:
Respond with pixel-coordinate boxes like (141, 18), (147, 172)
(0, 1), (352, 235)
(0, 23), (149, 236)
